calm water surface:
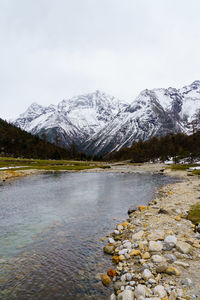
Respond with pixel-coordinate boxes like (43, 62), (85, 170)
(0, 172), (178, 299)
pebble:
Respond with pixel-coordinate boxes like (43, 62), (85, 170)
(165, 266), (180, 276)
(142, 269), (153, 281)
(148, 230), (165, 241)
(134, 284), (147, 298)
(174, 261), (189, 268)
(164, 235), (177, 245)
(110, 293), (117, 300)
(156, 263), (168, 273)
(169, 290), (177, 300)
(164, 254), (176, 263)
(117, 290), (134, 300)
(132, 231), (144, 241)
(151, 254), (165, 263)
(104, 245), (115, 254)
(148, 241), (163, 252)
(109, 238), (116, 244)
(153, 285), (167, 298)
(117, 225), (124, 231)
(114, 281), (125, 292)
(123, 242), (132, 249)
(121, 274), (127, 282)
(130, 250), (141, 257)
(176, 241), (191, 254)
(125, 286), (133, 291)
(107, 269), (117, 278)
(181, 278), (192, 286)
(141, 252), (150, 259)
(126, 273), (132, 281)
(125, 253), (130, 259)
(101, 274), (112, 286)
(148, 278), (157, 285)
(163, 242), (175, 251)
(114, 230), (120, 235)
(119, 249), (128, 255)
(119, 255), (126, 262)
(112, 255), (120, 264)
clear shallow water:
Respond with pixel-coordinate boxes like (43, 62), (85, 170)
(0, 172), (179, 299)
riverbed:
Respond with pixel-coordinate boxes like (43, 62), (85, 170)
(0, 172), (179, 299)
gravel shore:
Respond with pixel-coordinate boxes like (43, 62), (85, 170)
(102, 165), (200, 300)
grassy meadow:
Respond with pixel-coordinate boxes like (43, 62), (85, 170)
(0, 157), (110, 172)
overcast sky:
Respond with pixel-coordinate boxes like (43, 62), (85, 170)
(1, 0), (200, 119)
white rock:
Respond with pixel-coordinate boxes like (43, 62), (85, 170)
(126, 273), (133, 281)
(149, 241), (163, 252)
(137, 297), (145, 300)
(119, 249), (128, 255)
(125, 286), (133, 291)
(123, 241), (132, 249)
(176, 241), (191, 254)
(134, 284), (147, 298)
(174, 261), (189, 268)
(176, 288), (183, 297)
(121, 274), (127, 282)
(151, 255), (165, 263)
(181, 278), (192, 286)
(164, 235), (177, 245)
(117, 290), (134, 300)
(132, 231), (144, 241)
(117, 224), (124, 231)
(148, 230), (165, 241)
(125, 253), (131, 259)
(110, 293), (117, 300)
(123, 240), (130, 244)
(169, 290), (177, 300)
(109, 238), (116, 244)
(114, 230), (120, 235)
(148, 278), (157, 285)
(142, 269), (153, 281)
(164, 254), (176, 263)
(153, 285), (167, 298)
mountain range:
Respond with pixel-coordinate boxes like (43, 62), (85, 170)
(13, 81), (200, 156)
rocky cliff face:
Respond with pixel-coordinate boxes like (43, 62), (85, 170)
(13, 82), (200, 156)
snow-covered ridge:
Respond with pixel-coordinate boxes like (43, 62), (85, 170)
(13, 82), (200, 155)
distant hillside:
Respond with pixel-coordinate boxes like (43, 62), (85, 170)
(108, 131), (200, 163)
(0, 118), (83, 160)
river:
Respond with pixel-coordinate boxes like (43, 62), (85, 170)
(0, 172), (178, 299)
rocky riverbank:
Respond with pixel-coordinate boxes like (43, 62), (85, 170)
(102, 168), (200, 300)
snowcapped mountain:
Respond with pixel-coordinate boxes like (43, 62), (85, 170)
(13, 91), (127, 149)
(13, 82), (200, 156)
(83, 81), (200, 155)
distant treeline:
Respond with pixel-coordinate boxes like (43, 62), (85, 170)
(108, 131), (200, 163)
(0, 118), (86, 160)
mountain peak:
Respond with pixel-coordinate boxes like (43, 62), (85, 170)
(29, 102), (43, 110)
(190, 80), (200, 88)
